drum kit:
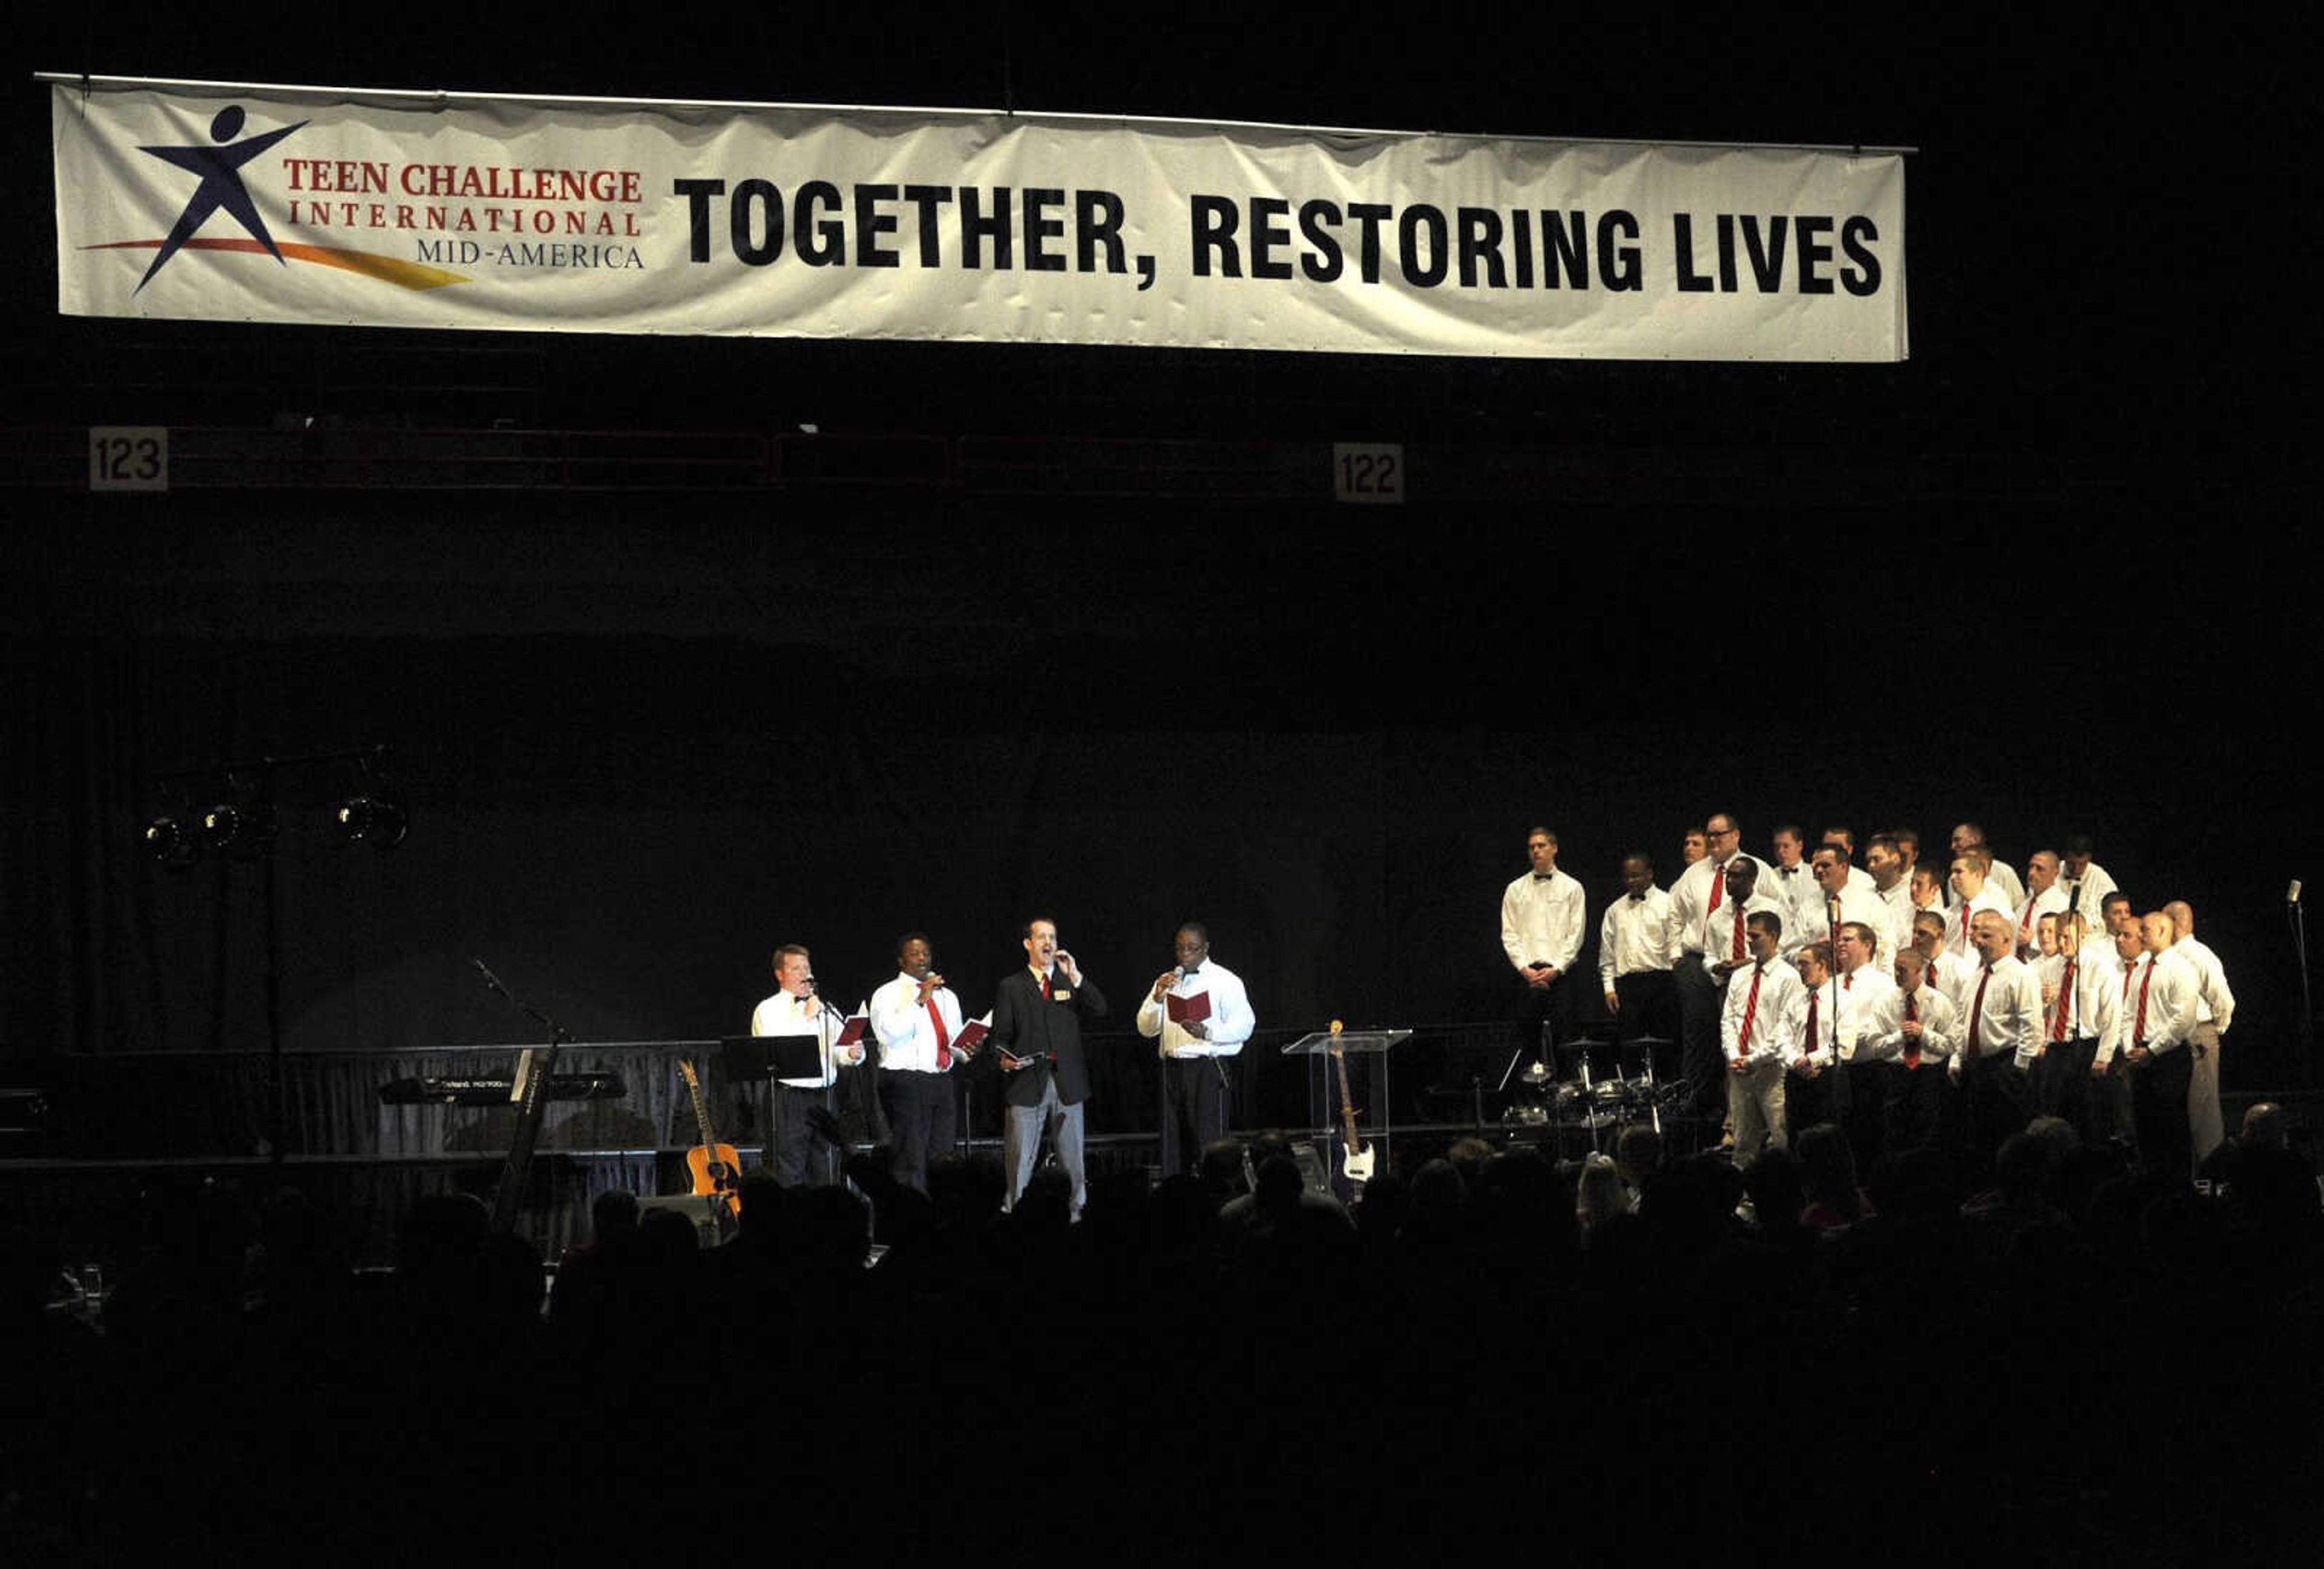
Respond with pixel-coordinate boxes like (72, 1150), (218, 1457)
(1505, 1033), (1688, 1150)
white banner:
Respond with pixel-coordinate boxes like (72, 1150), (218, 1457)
(50, 79), (1907, 362)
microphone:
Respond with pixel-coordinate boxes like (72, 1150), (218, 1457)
(471, 958), (508, 998)
(2290, 880), (2303, 905)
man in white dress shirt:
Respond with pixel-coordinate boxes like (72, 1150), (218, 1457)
(870, 932), (971, 1193)
(2012, 850), (2070, 959)
(1951, 910), (2041, 1182)
(2107, 913), (2200, 1178)
(1672, 817), (1783, 1132)
(1909, 862), (1949, 935)
(1949, 823), (2027, 911)
(1723, 910), (1803, 1162)
(1138, 922), (1256, 1178)
(1891, 827), (1928, 893)
(750, 942), (867, 1187)
(2034, 913), (2118, 1144)
(1945, 852), (2015, 959)
(1600, 852), (1680, 1082)
(1868, 948), (1957, 1156)
(1788, 941), (1845, 1142)
(2059, 835), (2120, 928)
(1768, 825), (1816, 921)
(1828, 921), (1898, 1168)
(2163, 900), (2236, 1168)
(1865, 834), (1917, 964)
(1818, 826), (1879, 898)
(1911, 909), (1972, 1005)
(1790, 844), (1892, 957)
(1502, 826), (1588, 1061)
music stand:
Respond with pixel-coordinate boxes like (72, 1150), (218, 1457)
(720, 1032), (837, 1182)
(720, 1034), (827, 1084)
(1283, 1029), (1410, 1188)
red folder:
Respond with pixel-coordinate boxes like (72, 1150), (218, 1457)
(1166, 991), (1212, 1026)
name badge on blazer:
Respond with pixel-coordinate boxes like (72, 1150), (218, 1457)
(1052, 988), (1073, 1001)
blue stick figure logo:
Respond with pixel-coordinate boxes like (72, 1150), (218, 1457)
(134, 105), (307, 292)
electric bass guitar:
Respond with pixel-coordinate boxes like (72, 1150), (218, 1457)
(1328, 1019), (1375, 1192)
(677, 1058), (744, 1220)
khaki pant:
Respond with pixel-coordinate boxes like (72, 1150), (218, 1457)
(2188, 1022), (2225, 1170)
(1728, 1058), (1788, 1162)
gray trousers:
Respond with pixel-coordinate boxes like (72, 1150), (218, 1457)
(1004, 1076), (1086, 1214)
(2188, 1023), (2225, 1170)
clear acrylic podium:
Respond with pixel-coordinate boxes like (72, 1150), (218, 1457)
(1282, 1027), (1410, 1195)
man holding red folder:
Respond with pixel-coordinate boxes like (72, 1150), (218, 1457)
(1138, 922), (1256, 1177)
(750, 942), (866, 1187)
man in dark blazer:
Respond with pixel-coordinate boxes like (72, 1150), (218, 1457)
(993, 917), (1110, 1217)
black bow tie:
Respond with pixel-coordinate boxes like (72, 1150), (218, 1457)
(1629, 892), (1646, 903)
(1181, 965), (1201, 977)
(1533, 873), (1556, 882)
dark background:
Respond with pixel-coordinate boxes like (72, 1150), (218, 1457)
(6, 10), (2316, 1126)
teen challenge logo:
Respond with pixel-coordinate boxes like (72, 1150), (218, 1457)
(80, 104), (470, 293)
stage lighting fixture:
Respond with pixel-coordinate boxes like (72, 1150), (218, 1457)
(332, 794), (408, 848)
(199, 800), (277, 856)
(142, 814), (200, 870)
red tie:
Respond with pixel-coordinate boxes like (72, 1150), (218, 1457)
(1730, 909), (1747, 964)
(1903, 991), (1922, 1067)
(1959, 905), (1973, 950)
(1966, 964), (1993, 1063)
(1802, 991), (1820, 1064)
(2133, 960), (2153, 1049)
(1736, 964), (1764, 1061)
(928, 998), (953, 1068)
(2020, 902), (2036, 947)
(2050, 958), (2076, 1042)
(1705, 863), (1726, 947)
(1042, 970), (1052, 1001)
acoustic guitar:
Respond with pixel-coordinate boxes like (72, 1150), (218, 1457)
(677, 1058), (743, 1219)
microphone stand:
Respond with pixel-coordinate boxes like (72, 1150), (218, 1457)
(810, 988), (849, 1187)
(471, 959), (576, 1237)
(2289, 887), (2314, 1086)
(1825, 895), (1843, 1165)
